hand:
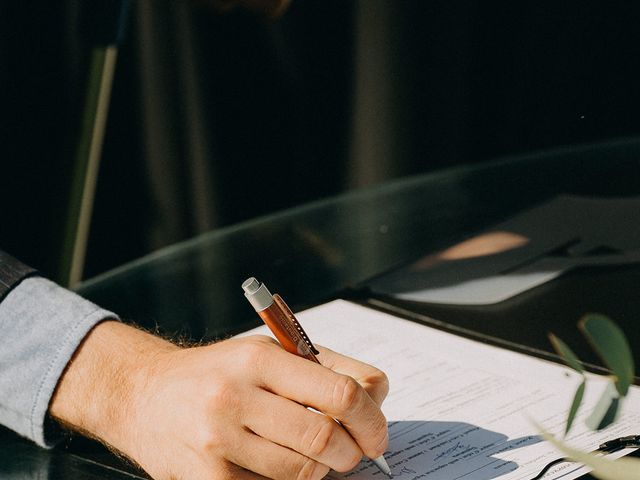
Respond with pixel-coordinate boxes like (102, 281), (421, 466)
(50, 322), (389, 480)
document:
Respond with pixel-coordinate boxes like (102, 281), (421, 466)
(367, 195), (640, 305)
(246, 300), (640, 479)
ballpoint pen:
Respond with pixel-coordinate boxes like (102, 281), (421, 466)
(242, 277), (393, 478)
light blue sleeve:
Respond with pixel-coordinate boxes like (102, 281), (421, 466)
(0, 277), (118, 447)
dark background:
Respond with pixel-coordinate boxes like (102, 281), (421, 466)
(2, 0), (640, 282)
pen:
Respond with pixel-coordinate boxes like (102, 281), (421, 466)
(242, 277), (393, 478)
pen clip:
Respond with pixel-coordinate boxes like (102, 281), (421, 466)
(273, 295), (320, 356)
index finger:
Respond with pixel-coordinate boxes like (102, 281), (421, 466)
(258, 347), (389, 459)
(314, 345), (390, 407)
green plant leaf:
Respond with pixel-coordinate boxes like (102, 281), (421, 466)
(586, 382), (620, 431)
(549, 333), (585, 373)
(565, 379), (586, 436)
(580, 314), (635, 396)
(596, 396), (620, 430)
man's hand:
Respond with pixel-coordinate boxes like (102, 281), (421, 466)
(50, 321), (389, 479)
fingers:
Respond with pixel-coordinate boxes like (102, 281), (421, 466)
(226, 429), (330, 480)
(315, 345), (390, 407)
(256, 346), (389, 459)
(218, 335), (388, 462)
(245, 389), (362, 472)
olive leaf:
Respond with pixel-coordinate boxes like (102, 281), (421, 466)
(548, 332), (587, 435)
(565, 379), (586, 435)
(549, 333), (585, 373)
(542, 316), (637, 474)
(585, 382), (620, 431)
(580, 314), (635, 396)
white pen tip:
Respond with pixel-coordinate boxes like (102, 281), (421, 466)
(372, 455), (392, 477)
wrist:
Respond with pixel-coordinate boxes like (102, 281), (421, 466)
(49, 321), (179, 456)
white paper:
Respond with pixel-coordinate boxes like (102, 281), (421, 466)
(371, 195), (640, 305)
(243, 300), (640, 480)
(393, 270), (561, 305)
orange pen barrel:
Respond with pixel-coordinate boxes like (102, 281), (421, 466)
(257, 298), (319, 363)
(242, 277), (319, 363)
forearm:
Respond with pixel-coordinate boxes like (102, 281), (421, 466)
(49, 321), (179, 457)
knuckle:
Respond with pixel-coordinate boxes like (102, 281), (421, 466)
(304, 417), (336, 458)
(206, 381), (238, 413)
(295, 457), (327, 480)
(370, 368), (390, 394)
(237, 341), (270, 368)
(332, 375), (362, 413)
(194, 425), (225, 454)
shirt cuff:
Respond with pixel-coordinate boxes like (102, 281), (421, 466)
(0, 277), (119, 447)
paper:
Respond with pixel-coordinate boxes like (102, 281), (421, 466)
(244, 300), (640, 479)
(368, 196), (640, 305)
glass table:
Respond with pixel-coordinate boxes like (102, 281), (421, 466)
(2, 138), (640, 479)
